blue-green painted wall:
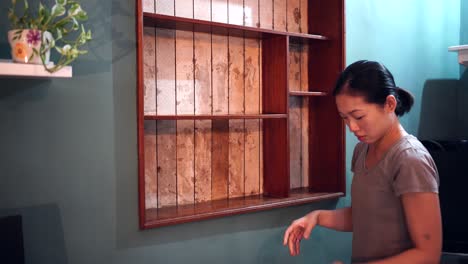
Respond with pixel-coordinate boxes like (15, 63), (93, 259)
(0, 1), (461, 264)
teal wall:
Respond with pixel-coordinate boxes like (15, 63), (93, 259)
(0, 1), (461, 264)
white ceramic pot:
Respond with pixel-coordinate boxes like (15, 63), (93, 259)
(8, 29), (52, 64)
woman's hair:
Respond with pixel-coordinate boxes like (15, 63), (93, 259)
(332, 60), (414, 117)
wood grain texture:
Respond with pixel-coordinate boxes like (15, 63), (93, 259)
(287, 0), (300, 33)
(175, 27), (195, 205)
(228, 0), (244, 25)
(143, 27), (156, 115)
(175, 30), (194, 115)
(145, 189), (344, 228)
(300, 0), (308, 33)
(259, 0), (273, 29)
(300, 43), (309, 187)
(176, 120), (195, 205)
(244, 37), (261, 196)
(273, 0), (286, 31)
(212, 0), (228, 23)
(176, 0), (193, 18)
(212, 33), (228, 115)
(144, 120), (158, 209)
(194, 0), (211, 21)
(212, 120), (229, 200)
(211, 4), (229, 201)
(156, 28), (176, 115)
(155, 0), (174, 15)
(195, 121), (212, 202)
(244, 0), (259, 27)
(157, 120), (177, 208)
(289, 43), (301, 189)
(228, 119), (245, 198)
(194, 27), (212, 203)
(228, 35), (245, 198)
(143, 0), (155, 13)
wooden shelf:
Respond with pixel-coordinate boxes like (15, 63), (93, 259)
(289, 91), (328, 97)
(143, 13), (328, 40)
(0, 59), (72, 78)
(137, 0), (345, 229)
(143, 188), (344, 228)
(144, 114), (288, 120)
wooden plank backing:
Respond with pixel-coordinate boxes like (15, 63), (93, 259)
(194, 0), (211, 21)
(211, 3), (229, 201)
(300, 0), (308, 33)
(176, 121), (195, 205)
(287, 0), (301, 33)
(244, 37), (261, 196)
(212, 120), (229, 200)
(175, 0), (193, 18)
(244, 0), (259, 27)
(155, 0), (174, 15)
(155, 28), (176, 115)
(289, 43), (301, 189)
(228, 35), (245, 198)
(175, 28), (195, 205)
(274, 0), (287, 31)
(194, 27), (212, 203)
(157, 120), (177, 208)
(143, 0), (155, 13)
(228, 0), (244, 25)
(143, 27), (156, 115)
(144, 120), (158, 209)
(155, 11), (177, 207)
(259, 0), (273, 29)
(212, 0), (228, 23)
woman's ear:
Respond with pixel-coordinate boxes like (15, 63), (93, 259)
(385, 95), (397, 113)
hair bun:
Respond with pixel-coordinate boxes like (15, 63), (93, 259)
(394, 87), (414, 116)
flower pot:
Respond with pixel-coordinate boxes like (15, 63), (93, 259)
(8, 29), (52, 65)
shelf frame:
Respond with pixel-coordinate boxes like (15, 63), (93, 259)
(143, 12), (328, 40)
(144, 188), (344, 228)
(289, 91), (327, 97)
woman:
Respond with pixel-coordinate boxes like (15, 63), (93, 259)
(283, 60), (442, 264)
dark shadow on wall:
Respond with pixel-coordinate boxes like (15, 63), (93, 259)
(0, 204), (68, 264)
(418, 78), (465, 140)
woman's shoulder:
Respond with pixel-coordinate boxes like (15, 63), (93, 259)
(390, 134), (438, 175)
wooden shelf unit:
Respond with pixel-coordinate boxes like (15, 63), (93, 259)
(144, 114), (288, 120)
(136, 0), (345, 229)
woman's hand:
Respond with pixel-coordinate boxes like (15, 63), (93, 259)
(283, 210), (320, 256)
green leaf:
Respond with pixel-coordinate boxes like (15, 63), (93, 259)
(75, 10), (87, 21)
(38, 3), (45, 17)
(68, 3), (81, 16)
(51, 4), (66, 17)
(56, 0), (67, 5)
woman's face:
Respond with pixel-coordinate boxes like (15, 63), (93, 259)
(335, 93), (394, 144)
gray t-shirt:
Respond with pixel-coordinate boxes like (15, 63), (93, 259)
(351, 134), (439, 263)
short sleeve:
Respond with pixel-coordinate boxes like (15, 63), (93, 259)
(393, 148), (439, 196)
(351, 142), (364, 173)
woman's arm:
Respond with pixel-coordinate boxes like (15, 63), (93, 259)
(367, 193), (442, 264)
(317, 206), (353, 232)
(283, 207), (352, 256)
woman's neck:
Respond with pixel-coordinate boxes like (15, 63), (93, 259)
(369, 120), (407, 157)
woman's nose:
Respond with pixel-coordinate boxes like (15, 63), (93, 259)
(348, 120), (359, 132)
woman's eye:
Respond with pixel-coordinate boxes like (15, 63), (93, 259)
(356, 116), (364, 120)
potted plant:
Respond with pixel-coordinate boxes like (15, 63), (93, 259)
(7, 0), (92, 73)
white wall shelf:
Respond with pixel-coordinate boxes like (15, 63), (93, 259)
(448, 45), (468, 67)
(0, 59), (72, 78)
